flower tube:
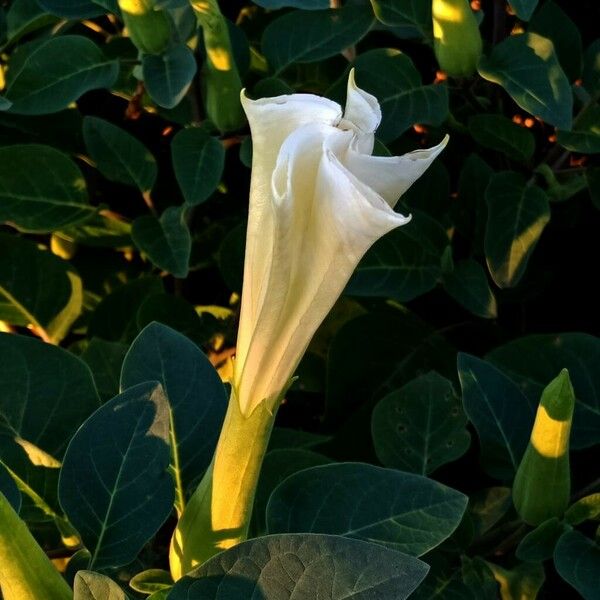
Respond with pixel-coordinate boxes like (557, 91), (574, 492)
(170, 70), (448, 578)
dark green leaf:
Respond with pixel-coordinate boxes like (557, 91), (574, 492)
(347, 210), (448, 301)
(0, 234), (83, 343)
(0, 461), (21, 513)
(507, 0), (538, 21)
(369, 0), (431, 37)
(266, 463), (468, 556)
(83, 116), (157, 193)
(37, 0), (110, 18)
(132, 206), (191, 278)
(516, 518), (571, 562)
(5, 0), (58, 46)
(458, 353), (536, 479)
(74, 570), (131, 600)
(400, 160), (450, 219)
(468, 114), (535, 162)
(485, 561), (545, 600)
(121, 323), (227, 506)
(262, 5), (374, 74)
(329, 49), (448, 142)
(443, 259), (497, 319)
(469, 487), (512, 537)
(371, 372), (470, 474)
(4, 36), (118, 115)
(557, 105), (600, 154)
(487, 333), (600, 449)
(217, 222), (246, 293)
(169, 533), (429, 600)
(88, 277), (164, 343)
(478, 33), (573, 130)
(0, 144), (92, 232)
(583, 39), (600, 94)
(484, 171), (550, 288)
(253, 0), (328, 8)
(565, 494), (600, 525)
(59, 382), (174, 570)
(253, 448), (332, 535)
(57, 214), (132, 249)
(130, 569), (172, 594)
(268, 428), (331, 451)
(0, 332), (99, 458)
(171, 128), (225, 206)
(81, 338), (128, 403)
(529, 1), (582, 81)
(143, 44), (197, 110)
(554, 530), (600, 600)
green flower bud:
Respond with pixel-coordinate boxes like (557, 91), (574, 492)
(432, 0), (483, 78)
(119, 0), (172, 56)
(0, 493), (72, 600)
(512, 369), (575, 526)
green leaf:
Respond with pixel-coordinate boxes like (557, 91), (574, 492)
(443, 259), (497, 319)
(347, 210), (448, 302)
(583, 39), (600, 94)
(266, 463), (468, 556)
(529, 1), (582, 81)
(57, 213), (132, 249)
(507, 0), (538, 21)
(469, 487), (512, 538)
(557, 105), (600, 154)
(81, 339), (128, 403)
(369, 0), (431, 38)
(59, 382), (174, 570)
(485, 561), (545, 600)
(252, 448), (332, 535)
(88, 277), (164, 342)
(83, 116), (157, 193)
(554, 530), (600, 600)
(142, 44), (197, 109)
(487, 333), (600, 449)
(169, 533), (429, 599)
(0, 461), (22, 513)
(253, 0), (328, 8)
(5, 0), (58, 46)
(484, 171), (550, 288)
(37, 0), (110, 18)
(132, 206), (191, 278)
(516, 518), (571, 562)
(0, 144), (92, 232)
(478, 33), (573, 130)
(0, 332), (99, 458)
(130, 569), (172, 594)
(329, 49), (448, 142)
(401, 160), (450, 219)
(565, 494), (600, 525)
(457, 353), (536, 479)
(121, 323), (227, 510)
(171, 128), (225, 206)
(468, 114), (535, 162)
(74, 571), (131, 599)
(262, 5), (374, 74)
(4, 36), (118, 115)
(0, 234), (83, 343)
(371, 372), (470, 475)
(268, 428), (330, 451)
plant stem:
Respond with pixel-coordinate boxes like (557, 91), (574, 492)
(169, 391), (277, 579)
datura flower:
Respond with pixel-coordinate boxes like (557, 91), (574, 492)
(169, 71), (448, 578)
(235, 70), (448, 416)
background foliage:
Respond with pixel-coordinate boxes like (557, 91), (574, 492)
(0, 0), (599, 598)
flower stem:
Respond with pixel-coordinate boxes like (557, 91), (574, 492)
(169, 390), (277, 579)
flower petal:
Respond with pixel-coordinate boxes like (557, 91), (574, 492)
(344, 134), (450, 207)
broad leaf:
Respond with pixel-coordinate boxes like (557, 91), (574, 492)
(59, 382), (174, 570)
(370, 0), (431, 38)
(0, 235), (83, 343)
(0, 461), (21, 513)
(485, 561), (545, 600)
(74, 571), (131, 600)
(143, 44), (197, 109)
(458, 353), (536, 479)
(554, 530), (600, 599)
(583, 39), (600, 94)
(4, 36), (118, 115)
(37, 0), (110, 18)
(169, 533), (429, 600)
(478, 33), (573, 130)
(484, 171), (550, 288)
(262, 5), (374, 74)
(132, 206), (191, 278)
(83, 116), (157, 193)
(121, 323), (227, 511)
(516, 518), (571, 562)
(171, 128), (225, 206)
(507, 0), (538, 21)
(468, 114), (535, 162)
(487, 333), (600, 449)
(129, 569), (172, 594)
(266, 463), (468, 556)
(443, 259), (497, 319)
(565, 494), (600, 525)
(0, 144), (92, 232)
(5, 0), (57, 46)
(371, 372), (470, 474)
(253, 0), (328, 8)
(82, 339), (128, 403)
(557, 105), (600, 154)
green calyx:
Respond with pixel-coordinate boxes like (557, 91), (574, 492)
(432, 0), (483, 78)
(512, 369), (575, 526)
(119, 0), (172, 56)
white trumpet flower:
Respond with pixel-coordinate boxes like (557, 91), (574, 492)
(234, 70), (448, 415)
